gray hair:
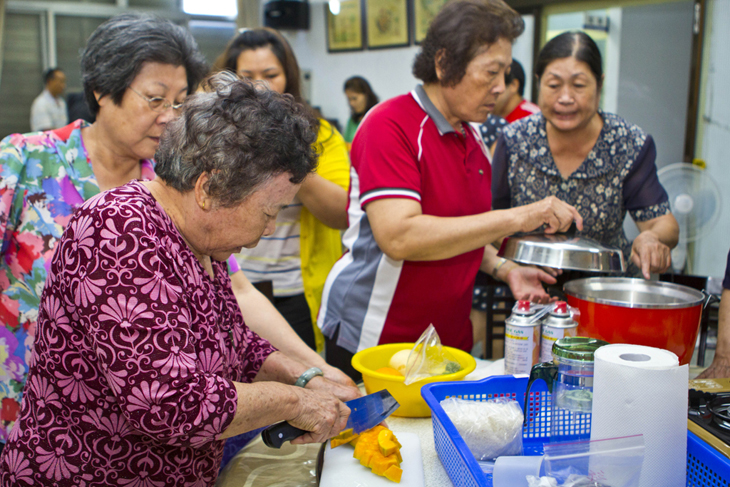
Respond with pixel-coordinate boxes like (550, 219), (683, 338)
(154, 72), (318, 207)
(81, 13), (208, 115)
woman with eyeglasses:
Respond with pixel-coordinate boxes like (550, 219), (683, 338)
(0, 72), (352, 487)
(0, 13), (207, 449)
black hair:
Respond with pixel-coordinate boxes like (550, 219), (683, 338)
(535, 31), (603, 88)
(412, 0), (524, 87)
(343, 76), (379, 119)
(155, 72), (318, 208)
(214, 28), (303, 103)
(43, 68), (63, 85)
(81, 13), (208, 116)
(505, 59), (526, 97)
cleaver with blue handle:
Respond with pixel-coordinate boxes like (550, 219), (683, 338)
(261, 389), (399, 448)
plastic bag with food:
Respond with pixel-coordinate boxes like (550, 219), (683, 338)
(541, 435), (644, 487)
(396, 324), (461, 385)
(440, 397), (524, 461)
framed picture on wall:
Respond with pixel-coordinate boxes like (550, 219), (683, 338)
(414, 0), (449, 43)
(365, 0), (409, 49)
(326, 0), (364, 52)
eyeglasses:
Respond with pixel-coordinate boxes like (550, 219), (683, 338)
(129, 87), (184, 113)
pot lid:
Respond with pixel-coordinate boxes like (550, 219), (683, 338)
(497, 223), (625, 274)
(563, 277), (706, 309)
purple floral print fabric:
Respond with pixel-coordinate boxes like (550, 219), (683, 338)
(0, 181), (276, 486)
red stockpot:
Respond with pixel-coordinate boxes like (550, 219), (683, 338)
(563, 277), (707, 365)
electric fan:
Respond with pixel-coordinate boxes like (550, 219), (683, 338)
(658, 162), (722, 271)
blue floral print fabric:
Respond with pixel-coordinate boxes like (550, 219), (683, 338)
(492, 112), (672, 269)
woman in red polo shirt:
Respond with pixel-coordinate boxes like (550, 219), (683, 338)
(318, 0), (583, 381)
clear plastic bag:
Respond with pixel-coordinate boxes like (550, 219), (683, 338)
(539, 435), (644, 487)
(403, 324), (461, 385)
(527, 474), (612, 487)
(440, 397), (524, 461)
(527, 476), (559, 487)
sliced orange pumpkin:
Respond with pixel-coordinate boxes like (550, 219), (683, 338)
(350, 425), (402, 483)
(371, 454), (399, 476)
(330, 428), (360, 448)
(384, 465), (403, 483)
(377, 429), (400, 457)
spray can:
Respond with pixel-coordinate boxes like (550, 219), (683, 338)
(539, 301), (579, 363)
(504, 300), (541, 375)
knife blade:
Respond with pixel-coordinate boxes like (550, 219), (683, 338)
(261, 390), (399, 449)
(343, 389), (399, 433)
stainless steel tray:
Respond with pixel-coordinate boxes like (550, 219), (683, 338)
(497, 225), (626, 273)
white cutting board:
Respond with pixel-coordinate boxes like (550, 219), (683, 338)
(320, 431), (424, 487)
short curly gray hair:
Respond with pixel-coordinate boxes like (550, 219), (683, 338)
(154, 72), (318, 207)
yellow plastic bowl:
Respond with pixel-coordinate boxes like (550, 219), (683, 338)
(352, 343), (476, 417)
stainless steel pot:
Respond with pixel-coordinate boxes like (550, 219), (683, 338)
(564, 277), (706, 309)
(563, 277), (707, 365)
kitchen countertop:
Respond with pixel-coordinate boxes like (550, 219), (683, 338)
(219, 354), (709, 486)
(216, 415), (449, 487)
(216, 358), (508, 487)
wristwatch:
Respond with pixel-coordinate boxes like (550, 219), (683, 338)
(295, 367), (323, 388)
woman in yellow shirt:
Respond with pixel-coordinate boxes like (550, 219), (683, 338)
(215, 28), (349, 354)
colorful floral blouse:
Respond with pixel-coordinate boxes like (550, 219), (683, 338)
(492, 112), (672, 269)
(0, 120), (155, 441)
(0, 181), (276, 486)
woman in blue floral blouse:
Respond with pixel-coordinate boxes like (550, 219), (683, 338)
(492, 31), (679, 279)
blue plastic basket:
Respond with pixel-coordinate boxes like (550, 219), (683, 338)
(687, 430), (730, 486)
(421, 375), (730, 487)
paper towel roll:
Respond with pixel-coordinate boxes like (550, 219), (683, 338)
(590, 344), (688, 487)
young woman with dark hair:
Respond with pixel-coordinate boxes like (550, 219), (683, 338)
(342, 76), (379, 145)
(214, 28), (304, 102)
(214, 28), (351, 357)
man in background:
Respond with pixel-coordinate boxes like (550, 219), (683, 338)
(30, 68), (68, 131)
(479, 59), (539, 150)
(493, 59), (540, 123)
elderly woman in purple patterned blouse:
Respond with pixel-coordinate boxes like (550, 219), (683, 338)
(0, 73), (352, 487)
(492, 31), (679, 279)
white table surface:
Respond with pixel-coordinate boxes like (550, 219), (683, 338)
(386, 415), (451, 486)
